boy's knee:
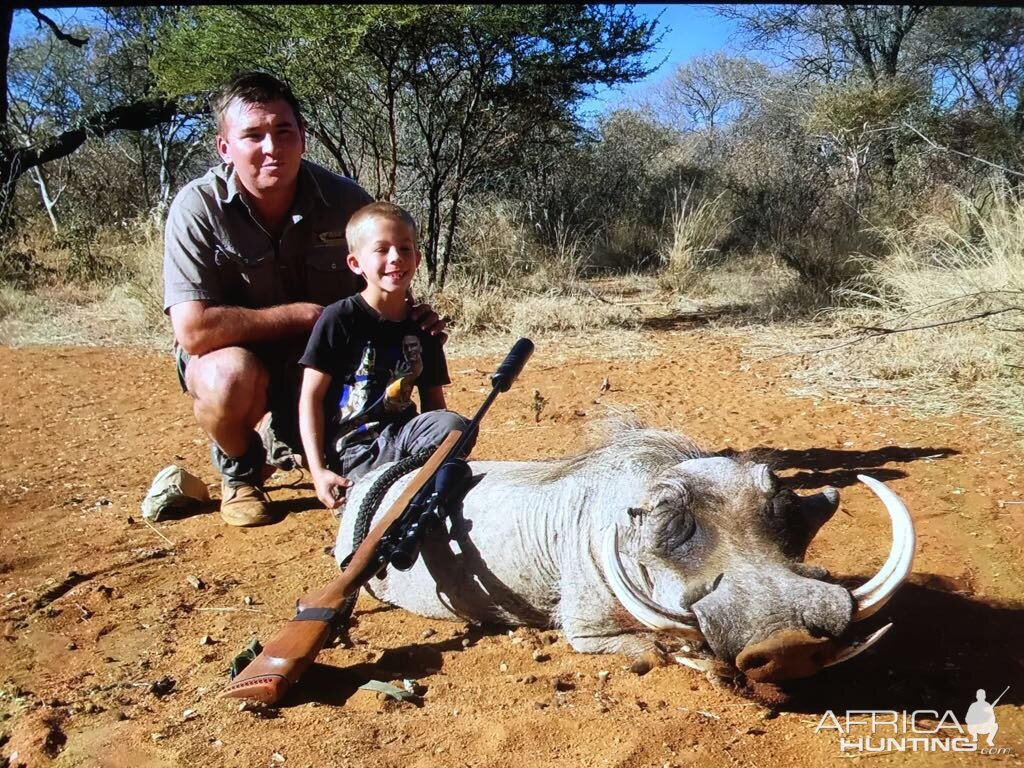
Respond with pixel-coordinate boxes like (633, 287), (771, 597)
(407, 410), (475, 455)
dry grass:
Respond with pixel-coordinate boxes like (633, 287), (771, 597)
(743, 182), (1024, 435)
(659, 190), (731, 293)
(0, 217), (168, 348)
(6, 186), (1024, 440)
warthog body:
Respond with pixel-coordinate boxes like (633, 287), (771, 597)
(336, 425), (912, 682)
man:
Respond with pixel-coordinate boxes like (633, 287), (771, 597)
(163, 71), (444, 527)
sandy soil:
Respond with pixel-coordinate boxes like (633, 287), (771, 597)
(1, 330), (1022, 768)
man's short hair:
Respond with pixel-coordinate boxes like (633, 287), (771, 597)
(211, 71), (305, 132)
(346, 202), (419, 252)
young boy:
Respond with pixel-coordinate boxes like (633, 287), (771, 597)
(298, 202), (472, 511)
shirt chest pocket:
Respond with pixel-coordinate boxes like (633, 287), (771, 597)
(213, 242), (281, 307)
(306, 243), (359, 305)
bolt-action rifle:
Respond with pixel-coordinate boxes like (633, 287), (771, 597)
(219, 338), (534, 705)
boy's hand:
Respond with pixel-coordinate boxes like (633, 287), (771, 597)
(313, 469), (352, 511)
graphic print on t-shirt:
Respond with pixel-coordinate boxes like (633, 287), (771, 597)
(334, 334), (424, 453)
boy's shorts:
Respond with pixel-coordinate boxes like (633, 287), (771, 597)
(330, 410), (474, 483)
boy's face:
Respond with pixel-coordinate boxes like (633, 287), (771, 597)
(346, 218), (421, 296)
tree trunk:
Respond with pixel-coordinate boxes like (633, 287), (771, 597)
(424, 181), (442, 285)
(438, 185), (463, 289)
(1, 6), (16, 234)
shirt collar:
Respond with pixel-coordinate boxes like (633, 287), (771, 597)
(215, 163), (243, 205)
(297, 161), (329, 209)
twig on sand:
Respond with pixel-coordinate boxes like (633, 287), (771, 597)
(578, 283), (614, 305)
(195, 606), (263, 613)
(143, 518), (176, 548)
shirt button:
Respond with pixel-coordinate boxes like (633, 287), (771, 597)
(331, 263), (337, 270)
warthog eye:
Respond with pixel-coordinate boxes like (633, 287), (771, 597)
(656, 511), (696, 554)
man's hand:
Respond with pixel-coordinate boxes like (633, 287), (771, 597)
(409, 300), (449, 344)
(312, 468), (352, 512)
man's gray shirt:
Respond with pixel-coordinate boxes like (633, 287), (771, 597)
(163, 160), (373, 313)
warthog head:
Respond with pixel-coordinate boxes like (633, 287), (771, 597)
(602, 453), (913, 687)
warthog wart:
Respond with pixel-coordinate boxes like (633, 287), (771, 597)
(336, 423), (914, 688)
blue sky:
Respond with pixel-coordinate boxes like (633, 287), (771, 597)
(577, 4), (740, 120)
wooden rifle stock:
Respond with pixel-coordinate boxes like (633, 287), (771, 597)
(219, 430), (463, 704)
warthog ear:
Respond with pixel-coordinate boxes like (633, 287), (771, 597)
(766, 488), (840, 560)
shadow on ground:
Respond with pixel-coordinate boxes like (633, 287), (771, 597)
(720, 445), (960, 489)
(782, 577), (1024, 713)
(638, 304), (753, 331)
(285, 623), (506, 707)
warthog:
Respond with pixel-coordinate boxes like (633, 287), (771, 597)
(336, 424), (914, 688)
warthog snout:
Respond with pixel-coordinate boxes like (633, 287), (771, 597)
(735, 628), (843, 682)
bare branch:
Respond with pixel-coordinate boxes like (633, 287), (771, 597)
(8, 98), (188, 182)
(868, 289), (1024, 329)
(903, 120), (1024, 179)
(29, 8), (88, 47)
(806, 306), (1024, 355)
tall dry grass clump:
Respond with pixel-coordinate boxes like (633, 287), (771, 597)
(658, 190), (730, 294)
(416, 198), (643, 347)
(0, 215), (169, 347)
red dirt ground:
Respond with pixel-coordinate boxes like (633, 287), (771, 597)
(1, 331), (1022, 767)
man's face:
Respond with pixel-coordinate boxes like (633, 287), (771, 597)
(402, 335), (422, 362)
(216, 98), (306, 198)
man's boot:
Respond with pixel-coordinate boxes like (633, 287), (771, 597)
(212, 435), (279, 527)
(258, 411), (305, 472)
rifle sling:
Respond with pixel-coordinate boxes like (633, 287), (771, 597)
(341, 429), (463, 578)
(295, 607), (338, 622)
(296, 429), (463, 611)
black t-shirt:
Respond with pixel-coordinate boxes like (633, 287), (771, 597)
(299, 295), (449, 452)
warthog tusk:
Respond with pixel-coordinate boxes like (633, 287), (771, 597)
(822, 622), (893, 668)
(851, 476), (916, 621)
(601, 525), (702, 638)
(675, 655), (713, 672)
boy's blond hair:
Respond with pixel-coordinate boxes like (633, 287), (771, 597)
(346, 202), (419, 253)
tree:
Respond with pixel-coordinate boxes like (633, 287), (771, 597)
(718, 5), (929, 85)
(153, 4), (660, 285)
(656, 54), (770, 135)
(718, 5), (933, 189)
(916, 7), (1024, 183)
(0, 8), (196, 233)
